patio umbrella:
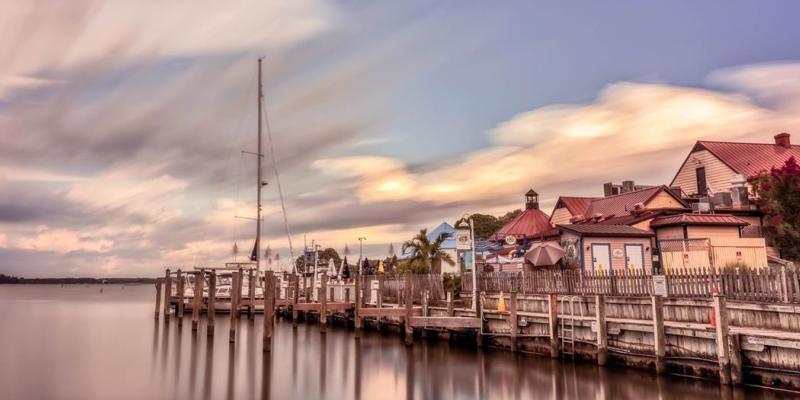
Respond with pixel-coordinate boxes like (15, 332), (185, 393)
(524, 242), (566, 267)
(328, 258), (338, 277)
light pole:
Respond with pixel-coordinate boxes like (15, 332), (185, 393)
(357, 236), (366, 273)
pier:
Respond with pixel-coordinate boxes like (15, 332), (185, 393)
(155, 267), (800, 392)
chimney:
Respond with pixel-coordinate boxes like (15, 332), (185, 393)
(603, 183), (614, 197)
(622, 180), (635, 193)
(775, 132), (791, 148)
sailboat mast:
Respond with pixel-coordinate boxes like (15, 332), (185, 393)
(256, 58), (264, 272)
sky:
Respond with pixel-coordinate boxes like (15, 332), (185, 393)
(2, 1), (800, 277)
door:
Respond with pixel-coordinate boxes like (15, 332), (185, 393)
(624, 244), (644, 271)
(696, 167), (707, 195)
(591, 244), (611, 272)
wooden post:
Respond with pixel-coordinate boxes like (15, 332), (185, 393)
(548, 293), (559, 358)
(652, 295), (665, 373)
(354, 274), (362, 340)
(714, 294), (731, 385)
(248, 269), (256, 319)
(164, 269), (172, 323)
(377, 275), (384, 309)
(320, 275), (328, 333)
(263, 271), (275, 352)
(229, 270), (240, 343)
(192, 270), (203, 331)
(154, 278), (162, 320)
(422, 290), (429, 317)
(446, 290), (454, 317)
(729, 334), (743, 386)
(292, 273), (299, 328)
(404, 274), (413, 346)
(595, 295), (608, 366)
(207, 271), (216, 337)
(509, 291), (518, 352)
(476, 292), (484, 347)
(176, 269), (185, 326)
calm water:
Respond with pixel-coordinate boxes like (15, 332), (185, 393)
(0, 284), (791, 400)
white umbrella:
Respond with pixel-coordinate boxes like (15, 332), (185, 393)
(328, 258), (338, 277)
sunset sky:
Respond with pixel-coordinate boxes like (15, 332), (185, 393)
(2, 1), (800, 277)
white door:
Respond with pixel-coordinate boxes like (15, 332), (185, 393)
(591, 244), (611, 272)
(625, 244), (644, 271)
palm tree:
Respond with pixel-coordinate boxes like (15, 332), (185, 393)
(401, 229), (455, 274)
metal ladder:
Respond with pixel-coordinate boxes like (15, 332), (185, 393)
(560, 295), (583, 359)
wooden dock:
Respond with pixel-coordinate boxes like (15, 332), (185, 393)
(154, 268), (800, 392)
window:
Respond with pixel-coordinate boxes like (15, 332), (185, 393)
(695, 167), (707, 195)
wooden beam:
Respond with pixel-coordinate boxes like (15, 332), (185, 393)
(405, 274), (413, 346)
(229, 270), (240, 343)
(192, 271), (203, 331)
(263, 271), (275, 352)
(207, 271), (216, 337)
(248, 269), (256, 319)
(509, 292), (518, 352)
(713, 295), (731, 385)
(596, 295), (608, 366)
(377, 275), (384, 309)
(176, 269), (185, 326)
(446, 290), (454, 317)
(652, 295), (665, 374)
(548, 293), (558, 358)
(154, 278), (162, 321)
(355, 274), (362, 340)
(320, 276), (328, 333)
(730, 334), (743, 386)
(292, 273), (299, 328)
(163, 269), (172, 323)
(409, 317), (481, 329)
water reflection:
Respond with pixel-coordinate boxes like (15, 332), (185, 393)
(0, 285), (786, 400)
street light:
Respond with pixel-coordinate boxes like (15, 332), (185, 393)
(357, 236), (366, 273)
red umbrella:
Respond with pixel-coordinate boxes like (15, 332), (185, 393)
(524, 242), (566, 266)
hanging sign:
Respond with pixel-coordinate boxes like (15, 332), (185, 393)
(653, 275), (667, 296)
(505, 235), (517, 246)
(455, 219), (473, 250)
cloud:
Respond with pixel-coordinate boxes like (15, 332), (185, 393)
(16, 225), (113, 254)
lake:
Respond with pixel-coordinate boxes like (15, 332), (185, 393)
(0, 284), (790, 399)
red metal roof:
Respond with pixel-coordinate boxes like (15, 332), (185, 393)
(696, 140), (800, 179)
(555, 196), (594, 216)
(490, 208), (554, 240)
(650, 213), (749, 227)
(557, 224), (654, 237)
(555, 186), (685, 221)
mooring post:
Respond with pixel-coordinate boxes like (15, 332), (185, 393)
(548, 293), (559, 358)
(713, 294), (731, 385)
(377, 274), (384, 309)
(729, 334), (743, 386)
(652, 295), (665, 373)
(292, 273), (299, 328)
(176, 269), (185, 326)
(320, 275), (328, 334)
(192, 270), (203, 331)
(164, 269), (172, 323)
(420, 289), (429, 340)
(263, 271), (275, 352)
(476, 292), (484, 347)
(248, 269), (256, 319)
(154, 278), (162, 321)
(510, 291), (518, 352)
(354, 273), (362, 340)
(207, 271), (216, 337)
(404, 274), (413, 346)
(596, 295), (608, 366)
(237, 268), (244, 318)
(447, 290), (454, 317)
(229, 270), (240, 343)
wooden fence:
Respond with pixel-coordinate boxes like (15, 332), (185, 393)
(461, 267), (800, 303)
(361, 274), (445, 304)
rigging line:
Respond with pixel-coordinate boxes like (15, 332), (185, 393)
(262, 92), (295, 273)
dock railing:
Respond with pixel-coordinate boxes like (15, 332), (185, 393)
(462, 267), (800, 303)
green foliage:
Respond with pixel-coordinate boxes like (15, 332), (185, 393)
(461, 210), (522, 240)
(401, 229), (455, 274)
(442, 273), (461, 295)
(752, 157), (800, 261)
(294, 247), (341, 274)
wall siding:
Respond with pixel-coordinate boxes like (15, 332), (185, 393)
(644, 191), (683, 209)
(687, 225), (740, 239)
(671, 149), (737, 195)
(550, 207), (573, 225)
(582, 237), (653, 273)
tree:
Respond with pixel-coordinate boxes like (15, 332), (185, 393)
(340, 256), (351, 279)
(752, 157), (800, 261)
(400, 228), (455, 274)
(458, 210), (522, 240)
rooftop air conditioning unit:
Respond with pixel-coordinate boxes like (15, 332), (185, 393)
(712, 192), (732, 208)
(692, 202), (711, 213)
(569, 214), (585, 223)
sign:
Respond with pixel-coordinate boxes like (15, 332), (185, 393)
(505, 235), (517, 246)
(612, 248), (624, 258)
(653, 275), (667, 296)
(455, 230), (472, 250)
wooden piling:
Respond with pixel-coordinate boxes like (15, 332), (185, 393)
(154, 278), (162, 321)
(229, 270), (240, 343)
(446, 290), (454, 317)
(263, 271), (275, 352)
(320, 275), (328, 334)
(404, 274), (413, 346)
(176, 269), (185, 326)
(354, 274), (362, 340)
(164, 269), (172, 323)
(292, 273), (299, 328)
(248, 269), (256, 319)
(652, 295), (665, 374)
(192, 270), (203, 331)
(207, 271), (216, 337)
(729, 334), (743, 386)
(476, 292), (483, 347)
(595, 295), (608, 366)
(509, 291), (518, 352)
(377, 275), (384, 309)
(713, 294), (731, 385)
(548, 293), (559, 358)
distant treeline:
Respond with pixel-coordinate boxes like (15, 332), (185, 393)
(0, 274), (157, 284)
